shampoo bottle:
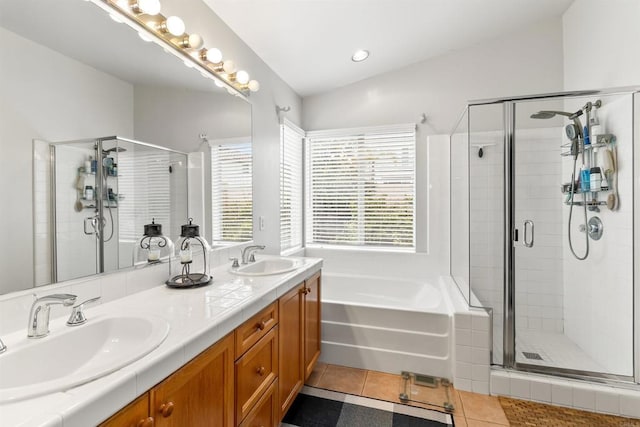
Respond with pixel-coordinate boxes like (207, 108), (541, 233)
(580, 165), (590, 193)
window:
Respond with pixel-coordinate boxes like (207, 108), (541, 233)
(280, 119), (305, 253)
(210, 138), (252, 243)
(305, 124), (415, 249)
(118, 150), (172, 242)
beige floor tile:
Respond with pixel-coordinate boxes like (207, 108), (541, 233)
(316, 364), (367, 395)
(361, 371), (402, 403)
(458, 390), (509, 425)
(305, 362), (327, 387)
(453, 415), (468, 427)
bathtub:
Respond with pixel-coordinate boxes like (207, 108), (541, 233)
(320, 273), (453, 380)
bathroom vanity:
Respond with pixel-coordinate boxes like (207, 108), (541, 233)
(0, 257), (321, 427)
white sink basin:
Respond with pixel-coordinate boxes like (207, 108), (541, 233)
(231, 258), (302, 276)
(0, 314), (170, 403)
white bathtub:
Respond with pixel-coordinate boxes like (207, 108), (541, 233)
(320, 273), (453, 380)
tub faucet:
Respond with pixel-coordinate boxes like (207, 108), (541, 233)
(241, 245), (265, 264)
(27, 293), (77, 338)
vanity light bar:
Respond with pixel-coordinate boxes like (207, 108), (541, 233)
(92, 0), (259, 96)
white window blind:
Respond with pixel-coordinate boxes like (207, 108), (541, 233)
(305, 124), (416, 249)
(280, 119), (305, 253)
(210, 139), (252, 243)
(118, 151), (172, 241)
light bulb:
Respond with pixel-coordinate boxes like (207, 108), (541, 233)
(236, 70), (249, 85)
(165, 16), (185, 36)
(222, 60), (236, 74)
(248, 80), (260, 92)
(138, 0), (161, 15)
(207, 48), (222, 63)
(183, 60), (194, 68)
(214, 79), (225, 88)
(110, 13), (124, 23)
(187, 34), (204, 49)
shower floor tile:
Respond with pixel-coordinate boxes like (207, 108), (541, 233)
(516, 330), (606, 372)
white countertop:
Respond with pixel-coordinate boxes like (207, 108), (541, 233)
(0, 256), (322, 427)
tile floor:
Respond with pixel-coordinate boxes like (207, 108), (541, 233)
(308, 363), (508, 426)
(307, 363), (640, 426)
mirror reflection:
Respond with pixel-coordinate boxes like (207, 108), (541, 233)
(0, 0), (252, 295)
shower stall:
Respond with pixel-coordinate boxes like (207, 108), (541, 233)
(33, 136), (188, 285)
(450, 87), (639, 382)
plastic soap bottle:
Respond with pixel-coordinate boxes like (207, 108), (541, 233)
(580, 165), (590, 193)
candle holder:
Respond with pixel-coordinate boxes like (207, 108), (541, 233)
(166, 218), (212, 288)
(133, 219), (174, 265)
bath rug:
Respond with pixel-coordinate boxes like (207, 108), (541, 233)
(498, 395), (640, 426)
(282, 386), (453, 427)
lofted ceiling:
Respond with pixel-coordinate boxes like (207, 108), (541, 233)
(203, 0), (574, 97)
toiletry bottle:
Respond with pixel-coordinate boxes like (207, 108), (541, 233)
(580, 165), (590, 193)
(589, 167), (601, 192)
(91, 158), (97, 173)
(583, 126), (590, 146)
(84, 185), (94, 201)
(84, 157), (92, 174)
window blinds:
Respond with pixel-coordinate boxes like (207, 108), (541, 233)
(210, 139), (252, 243)
(280, 119), (305, 253)
(305, 124), (416, 249)
(118, 151), (172, 242)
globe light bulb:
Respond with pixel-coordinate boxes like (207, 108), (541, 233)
(207, 48), (222, 63)
(138, 0), (161, 15)
(214, 79), (225, 88)
(165, 16), (185, 36)
(187, 34), (204, 49)
(222, 60), (236, 74)
(138, 31), (154, 42)
(248, 80), (260, 92)
(236, 70), (249, 85)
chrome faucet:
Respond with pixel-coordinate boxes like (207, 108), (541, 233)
(241, 245), (265, 264)
(27, 293), (77, 338)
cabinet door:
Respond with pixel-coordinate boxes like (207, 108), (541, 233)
(239, 379), (278, 427)
(99, 393), (152, 427)
(235, 326), (278, 423)
(151, 333), (234, 427)
(278, 283), (304, 420)
(304, 271), (321, 380)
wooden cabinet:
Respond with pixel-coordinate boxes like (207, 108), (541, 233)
(100, 270), (321, 427)
(303, 271), (321, 381)
(150, 333), (235, 427)
(278, 283), (305, 419)
(238, 379), (278, 427)
(100, 393), (152, 427)
(235, 326), (278, 423)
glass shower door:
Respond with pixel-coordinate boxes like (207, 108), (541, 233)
(511, 94), (634, 378)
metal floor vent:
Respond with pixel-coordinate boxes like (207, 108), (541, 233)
(522, 351), (543, 361)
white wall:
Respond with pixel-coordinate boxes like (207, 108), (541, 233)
(563, 0), (640, 90)
(302, 18), (564, 277)
(0, 26), (133, 293)
(160, 0), (303, 255)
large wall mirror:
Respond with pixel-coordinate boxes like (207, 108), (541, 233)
(0, 0), (253, 295)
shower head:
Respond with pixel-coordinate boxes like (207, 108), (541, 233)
(103, 147), (126, 154)
(530, 110), (578, 120)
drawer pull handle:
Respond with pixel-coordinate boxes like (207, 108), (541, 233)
(137, 417), (154, 427)
(256, 366), (266, 376)
(257, 320), (266, 331)
(159, 402), (174, 417)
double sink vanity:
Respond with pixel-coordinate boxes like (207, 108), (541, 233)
(0, 256), (322, 427)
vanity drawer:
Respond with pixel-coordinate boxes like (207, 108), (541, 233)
(238, 378), (278, 427)
(235, 326), (279, 424)
(235, 301), (278, 358)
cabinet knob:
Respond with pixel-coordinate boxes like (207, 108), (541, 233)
(257, 320), (266, 331)
(137, 417), (154, 427)
(256, 366), (266, 376)
(159, 402), (174, 417)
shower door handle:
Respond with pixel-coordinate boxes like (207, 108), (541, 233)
(523, 220), (534, 248)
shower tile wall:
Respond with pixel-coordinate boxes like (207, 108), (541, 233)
(468, 130), (503, 362)
(514, 127), (564, 335)
(33, 141), (52, 287)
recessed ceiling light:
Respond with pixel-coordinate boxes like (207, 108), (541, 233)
(351, 49), (369, 62)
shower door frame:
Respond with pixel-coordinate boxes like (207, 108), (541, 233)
(465, 86), (640, 384)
